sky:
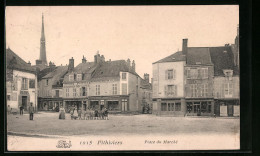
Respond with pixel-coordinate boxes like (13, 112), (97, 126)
(5, 6), (239, 78)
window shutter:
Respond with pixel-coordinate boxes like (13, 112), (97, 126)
(173, 69), (176, 80)
(80, 88), (82, 96)
(165, 70), (168, 80)
(175, 85), (177, 96)
(164, 85), (167, 96)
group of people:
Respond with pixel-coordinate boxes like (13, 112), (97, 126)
(58, 106), (109, 120)
(7, 103), (35, 120)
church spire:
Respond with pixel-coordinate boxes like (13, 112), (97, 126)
(40, 13), (47, 65)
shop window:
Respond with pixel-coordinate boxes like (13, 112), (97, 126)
(186, 102), (193, 113)
(167, 103), (174, 111)
(208, 102), (212, 113)
(175, 103), (181, 111)
(201, 102), (207, 113)
(161, 103), (167, 111)
(194, 102), (200, 113)
(108, 101), (119, 111)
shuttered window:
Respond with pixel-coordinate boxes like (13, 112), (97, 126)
(165, 69), (176, 80)
(165, 85), (177, 96)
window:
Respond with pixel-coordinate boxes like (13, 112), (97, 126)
(7, 95), (10, 101)
(69, 75), (74, 81)
(169, 103), (174, 111)
(122, 83), (127, 95)
(122, 73), (127, 80)
(55, 90), (59, 97)
(186, 69), (191, 79)
(165, 85), (177, 96)
(175, 102), (181, 111)
(77, 74), (82, 81)
(96, 85), (100, 95)
(12, 78), (17, 91)
(73, 88), (77, 97)
(122, 99), (128, 111)
(161, 103), (167, 111)
(165, 69), (175, 80)
(29, 79), (35, 88)
(82, 87), (86, 96)
(191, 84), (197, 97)
(190, 68), (198, 79)
(224, 83), (233, 96)
(201, 68), (208, 79)
(66, 88), (69, 97)
(201, 84), (208, 97)
(46, 79), (49, 86)
(21, 78), (28, 90)
(112, 84), (117, 95)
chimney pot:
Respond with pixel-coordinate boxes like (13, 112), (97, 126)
(182, 38), (188, 55)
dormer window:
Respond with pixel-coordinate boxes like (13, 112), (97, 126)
(69, 75), (74, 81)
(122, 73), (127, 80)
(77, 74), (82, 81)
(223, 70), (233, 80)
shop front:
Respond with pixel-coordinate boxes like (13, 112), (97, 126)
(214, 99), (240, 117)
(38, 97), (63, 111)
(185, 99), (214, 116)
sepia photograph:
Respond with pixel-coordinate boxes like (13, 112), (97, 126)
(5, 5), (240, 151)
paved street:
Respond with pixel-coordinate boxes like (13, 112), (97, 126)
(7, 112), (240, 136)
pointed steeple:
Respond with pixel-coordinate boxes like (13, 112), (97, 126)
(41, 13), (45, 41)
(39, 13), (47, 65)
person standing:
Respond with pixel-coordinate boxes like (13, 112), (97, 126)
(7, 105), (11, 115)
(59, 106), (65, 120)
(28, 103), (35, 120)
(20, 105), (24, 115)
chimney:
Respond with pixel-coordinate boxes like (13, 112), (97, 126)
(28, 61), (31, 66)
(101, 55), (105, 62)
(132, 60), (135, 72)
(127, 58), (131, 68)
(182, 38), (188, 55)
(144, 73), (149, 83)
(82, 55), (86, 63)
(68, 57), (74, 72)
(94, 51), (101, 64)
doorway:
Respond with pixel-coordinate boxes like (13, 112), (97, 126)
(22, 96), (27, 111)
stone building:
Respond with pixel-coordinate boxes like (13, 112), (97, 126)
(6, 48), (37, 112)
(62, 53), (152, 113)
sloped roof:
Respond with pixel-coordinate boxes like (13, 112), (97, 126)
(209, 46), (239, 76)
(187, 47), (212, 65)
(42, 66), (68, 85)
(153, 51), (186, 64)
(140, 79), (152, 90)
(91, 60), (139, 80)
(74, 62), (96, 74)
(6, 48), (35, 73)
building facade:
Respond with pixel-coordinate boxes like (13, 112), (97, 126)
(6, 48), (37, 112)
(62, 53), (152, 113)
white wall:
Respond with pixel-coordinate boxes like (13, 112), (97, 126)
(152, 61), (185, 99)
(7, 70), (37, 110)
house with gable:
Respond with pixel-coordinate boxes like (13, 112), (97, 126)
(37, 63), (68, 111)
(152, 40), (186, 116)
(6, 48), (37, 112)
(184, 45), (215, 116)
(210, 46), (240, 117)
